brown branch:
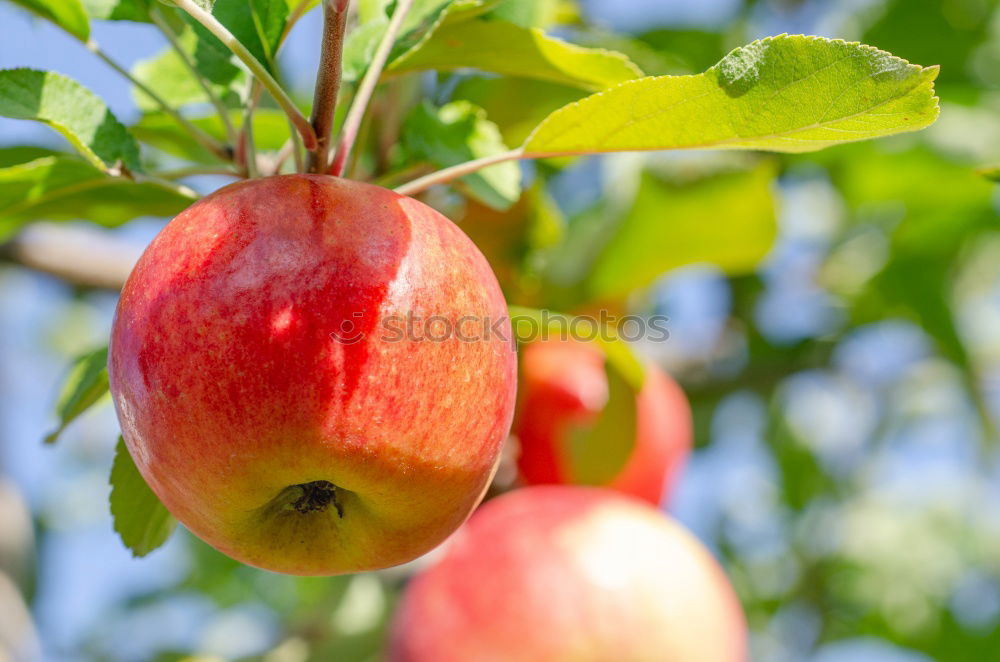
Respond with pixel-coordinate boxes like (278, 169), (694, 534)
(307, 0), (351, 173)
(0, 224), (140, 291)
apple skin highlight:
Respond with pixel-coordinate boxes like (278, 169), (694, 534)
(109, 174), (517, 575)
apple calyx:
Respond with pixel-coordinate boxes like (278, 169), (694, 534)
(290, 480), (344, 518)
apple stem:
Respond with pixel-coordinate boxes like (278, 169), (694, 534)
(394, 149), (527, 197)
(329, 0), (416, 178)
(171, 0), (319, 150)
(307, 0), (352, 173)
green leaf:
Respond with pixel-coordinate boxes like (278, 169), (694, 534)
(44, 347), (109, 445)
(453, 76), (587, 146)
(566, 358), (638, 485)
(978, 165), (1000, 182)
(132, 109), (291, 162)
(286, 0), (319, 13)
(131, 40), (241, 112)
(249, 0), (290, 61)
(508, 305), (645, 391)
(82, 0), (152, 21)
(388, 18), (644, 91)
(0, 156), (197, 240)
(403, 101), (521, 210)
(487, 0), (562, 28)
(0, 69), (142, 172)
(525, 35), (940, 156)
(110, 437), (178, 557)
(182, 0), (284, 75)
(585, 163), (778, 301)
(8, 0), (90, 39)
(343, 0), (464, 82)
(0, 145), (61, 167)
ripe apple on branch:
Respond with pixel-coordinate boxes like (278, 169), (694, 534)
(3, 0), (941, 658)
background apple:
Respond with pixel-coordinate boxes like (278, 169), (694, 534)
(390, 485), (747, 662)
(515, 339), (692, 505)
(108, 174), (517, 575)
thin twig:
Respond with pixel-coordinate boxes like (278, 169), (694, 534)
(307, 0), (351, 173)
(171, 0), (318, 150)
(156, 165), (241, 180)
(85, 39), (232, 163)
(133, 174), (201, 199)
(394, 149), (525, 197)
(149, 6), (239, 148)
(243, 98), (258, 178)
(270, 139), (296, 175)
(329, 0), (415, 177)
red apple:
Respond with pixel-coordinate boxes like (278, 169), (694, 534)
(515, 339), (692, 505)
(108, 175), (517, 575)
(389, 485), (748, 662)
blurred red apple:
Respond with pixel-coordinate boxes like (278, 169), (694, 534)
(515, 339), (692, 505)
(390, 485), (747, 662)
(109, 175), (517, 575)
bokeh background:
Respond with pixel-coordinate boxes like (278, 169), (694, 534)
(2, 0), (1000, 660)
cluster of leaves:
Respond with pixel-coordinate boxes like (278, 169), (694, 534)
(13, 0), (998, 659)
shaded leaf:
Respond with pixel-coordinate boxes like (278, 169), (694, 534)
(182, 0), (283, 76)
(249, 0), (290, 61)
(0, 69), (142, 172)
(44, 347), (109, 445)
(132, 109), (290, 162)
(509, 305), (645, 391)
(585, 163), (778, 301)
(110, 437), (178, 557)
(131, 39), (242, 111)
(0, 156), (197, 240)
(978, 165), (1000, 182)
(403, 100), (520, 210)
(487, 0), (563, 28)
(0, 145), (61, 167)
(8, 0), (90, 39)
(388, 18), (644, 91)
(343, 0), (476, 82)
(525, 35), (939, 156)
(566, 358), (638, 485)
(82, 0), (152, 21)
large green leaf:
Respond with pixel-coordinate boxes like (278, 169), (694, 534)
(388, 18), (644, 91)
(585, 163), (778, 301)
(524, 35), (939, 156)
(110, 437), (178, 557)
(132, 109), (291, 162)
(0, 156), (197, 239)
(403, 101), (521, 210)
(8, 0), (90, 39)
(0, 69), (142, 172)
(44, 346), (109, 445)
